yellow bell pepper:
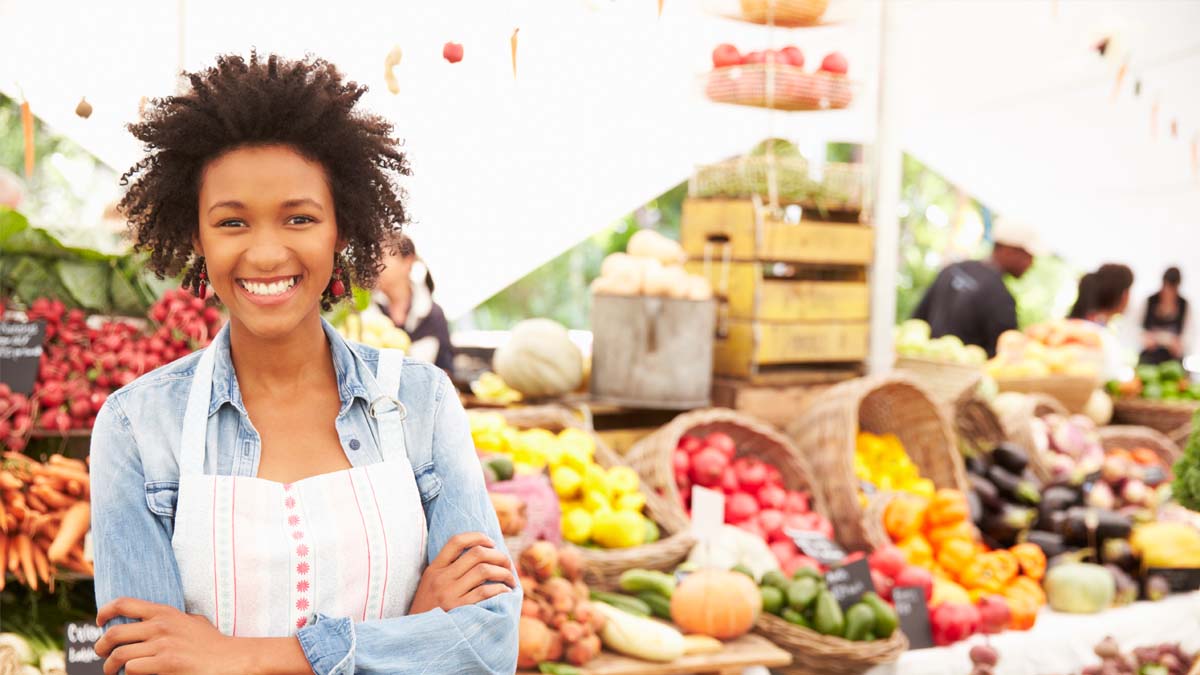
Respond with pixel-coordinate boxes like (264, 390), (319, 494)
(583, 464), (612, 499)
(608, 466), (640, 496)
(551, 466), (583, 499)
(592, 510), (646, 548)
(562, 508), (593, 544)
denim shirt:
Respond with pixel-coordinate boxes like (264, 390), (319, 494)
(89, 320), (520, 674)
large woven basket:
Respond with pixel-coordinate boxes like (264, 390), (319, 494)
(996, 375), (1098, 413)
(995, 394), (1068, 482)
(955, 396), (1006, 454)
(494, 407), (694, 590)
(788, 373), (967, 551)
(704, 64), (853, 112)
(1098, 425), (1182, 466)
(624, 408), (828, 536)
(755, 611), (908, 675)
(738, 0), (831, 26)
(894, 356), (983, 407)
(1113, 398), (1198, 444)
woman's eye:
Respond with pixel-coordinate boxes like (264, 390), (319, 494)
(288, 215), (315, 226)
(217, 219), (246, 228)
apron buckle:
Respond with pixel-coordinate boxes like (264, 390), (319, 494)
(369, 396), (407, 420)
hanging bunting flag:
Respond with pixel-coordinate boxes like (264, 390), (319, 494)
(20, 99), (34, 178)
(75, 97), (93, 119)
(443, 42), (464, 64)
(511, 28), (520, 79)
(1171, 118), (1178, 139)
(658, 0), (664, 18)
(1133, 80), (1142, 97)
(1111, 60), (1128, 101)
(384, 46), (403, 95)
(1095, 37), (1110, 57)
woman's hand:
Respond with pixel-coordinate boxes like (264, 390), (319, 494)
(95, 598), (251, 675)
(409, 532), (516, 614)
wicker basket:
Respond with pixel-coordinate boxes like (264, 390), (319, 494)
(624, 408), (828, 536)
(494, 406), (694, 590)
(860, 491), (924, 553)
(1113, 398), (1198, 441)
(994, 394), (1068, 482)
(995, 375), (1098, 413)
(1098, 425), (1182, 465)
(756, 612), (908, 675)
(788, 373), (967, 551)
(738, 0), (831, 26)
(955, 396), (1006, 454)
(690, 154), (813, 203)
(704, 64), (853, 111)
(894, 356), (983, 407)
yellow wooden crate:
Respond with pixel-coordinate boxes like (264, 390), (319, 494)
(681, 197), (873, 265)
(685, 260), (869, 322)
(714, 319), (869, 378)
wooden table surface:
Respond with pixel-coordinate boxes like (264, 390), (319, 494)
(519, 634), (792, 675)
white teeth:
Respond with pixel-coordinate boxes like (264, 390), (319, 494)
(240, 277), (297, 296)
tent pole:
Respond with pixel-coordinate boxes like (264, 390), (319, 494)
(868, 0), (901, 374)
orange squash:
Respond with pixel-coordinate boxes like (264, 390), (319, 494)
(670, 569), (760, 639)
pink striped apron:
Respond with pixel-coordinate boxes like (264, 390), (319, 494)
(171, 345), (426, 636)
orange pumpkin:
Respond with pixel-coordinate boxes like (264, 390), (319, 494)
(669, 569), (760, 639)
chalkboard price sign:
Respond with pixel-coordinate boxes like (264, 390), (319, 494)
(785, 528), (846, 566)
(65, 621), (105, 675)
(0, 320), (46, 395)
(823, 558), (874, 611)
(892, 586), (934, 650)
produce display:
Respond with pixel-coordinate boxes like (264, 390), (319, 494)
(1082, 637), (1195, 675)
(1, 291), (221, 449)
(471, 412), (658, 549)
(0, 452), (93, 590)
(986, 322), (1102, 380)
(704, 43), (853, 111)
(516, 542), (604, 669)
(880, 488), (1047, 643)
(1108, 361), (1200, 402)
(894, 319), (987, 365)
(334, 305), (412, 351)
(855, 431), (937, 500)
(492, 319), (585, 400)
(672, 431), (833, 575)
(1092, 444), (1173, 513)
(0, 630), (66, 675)
(757, 564), (899, 642)
(1028, 413), (1107, 484)
(590, 230), (711, 301)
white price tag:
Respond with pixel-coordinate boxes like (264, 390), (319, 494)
(690, 485), (725, 542)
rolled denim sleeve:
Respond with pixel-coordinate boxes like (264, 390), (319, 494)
(297, 371), (521, 675)
(91, 395), (187, 626)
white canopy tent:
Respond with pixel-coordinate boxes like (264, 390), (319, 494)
(3, 0), (1198, 359)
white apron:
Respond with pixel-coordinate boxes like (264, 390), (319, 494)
(172, 345), (426, 636)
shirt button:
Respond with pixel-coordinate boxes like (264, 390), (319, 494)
(349, 438), (361, 451)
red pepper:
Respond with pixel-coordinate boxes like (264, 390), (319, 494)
(929, 602), (981, 646)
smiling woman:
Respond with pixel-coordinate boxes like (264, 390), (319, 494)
(88, 52), (520, 675)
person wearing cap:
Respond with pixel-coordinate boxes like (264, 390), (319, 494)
(912, 217), (1040, 357)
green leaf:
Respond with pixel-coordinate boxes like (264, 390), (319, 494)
(111, 267), (145, 315)
(9, 256), (72, 306)
(0, 206), (29, 244)
(1, 226), (68, 258)
(55, 259), (112, 311)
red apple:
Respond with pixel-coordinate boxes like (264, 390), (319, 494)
(780, 46), (805, 68)
(733, 457), (768, 491)
(720, 469), (741, 495)
(443, 42), (464, 63)
(977, 595), (1011, 635)
(871, 568), (895, 600)
(757, 483), (787, 511)
(690, 447), (729, 487)
(868, 545), (907, 579)
(784, 490), (810, 514)
(704, 432), (736, 459)
(758, 509), (786, 542)
(711, 43), (742, 69)
(894, 566), (933, 601)
(763, 464), (784, 487)
(820, 51), (848, 75)
(679, 435), (703, 454)
(726, 492), (760, 524)
(673, 449), (690, 480)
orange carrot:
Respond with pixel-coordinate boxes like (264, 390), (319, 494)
(0, 471), (22, 490)
(21, 100), (34, 178)
(31, 485), (73, 510)
(511, 28), (520, 79)
(49, 455), (88, 473)
(32, 542), (50, 585)
(7, 538), (19, 572)
(66, 480), (85, 497)
(34, 464), (90, 486)
(25, 492), (48, 514)
(15, 533), (37, 591)
(48, 501), (89, 565)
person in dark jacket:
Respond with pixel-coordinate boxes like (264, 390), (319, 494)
(375, 235), (455, 373)
(912, 217), (1041, 356)
(1140, 266), (1191, 365)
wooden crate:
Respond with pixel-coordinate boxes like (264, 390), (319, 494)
(685, 260), (869, 321)
(681, 197), (873, 265)
(714, 319), (869, 379)
(590, 294), (716, 409)
(711, 371), (858, 430)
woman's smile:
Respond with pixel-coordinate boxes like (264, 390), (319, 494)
(236, 274), (304, 305)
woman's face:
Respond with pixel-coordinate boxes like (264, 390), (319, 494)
(377, 251), (414, 293)
(196, 144), (339, 340)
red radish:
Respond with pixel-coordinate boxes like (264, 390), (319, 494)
(69, 398), (91, 420)
(690, 448), (729, 488)
(769, 540), (797, 565)
(733, 457), (768, 491)
(758, 509), (785, 542)
(871, 568), (894, 600)
(704, 432), (736, 459)
(741, 51), (765, 65)
(711, 43), (742, 68)
(976, 595), (1011, 635)
(203, 307), (221, 325)
(784, 491), (810, 514)
(763, 464), (783, 487)
(726, 492), (759, 523)
(0, 419), (10, 438)
(895, 566), (933, 601)
(720, 470), (740, 495)
(443, 42), (464, 63)
(39, 383), (65, 408)
(820, 52), (848, 75)
(868, 546), (907, 579)
(779, 46), (804, 67)
(90, 391), (108, 413)
(757, 484), (786, 511)
(37, 409), (60, 430)
(678, 435), (703, 455)
(673, 449), (691, 478)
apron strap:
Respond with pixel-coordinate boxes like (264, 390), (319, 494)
(179, 343), (219, 477)
(368, 349), (409, 464)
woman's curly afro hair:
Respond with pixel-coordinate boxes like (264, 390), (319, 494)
(119, 50), (410, 288)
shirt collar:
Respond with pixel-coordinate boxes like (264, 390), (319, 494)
(206, 318), (372, 417)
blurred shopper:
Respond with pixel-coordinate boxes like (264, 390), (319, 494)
(375, 234), (455, 373)
(912, 217), (1040, 356)
(1070, 263), (1135, 380)
(1139, 266), (1191, 365)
